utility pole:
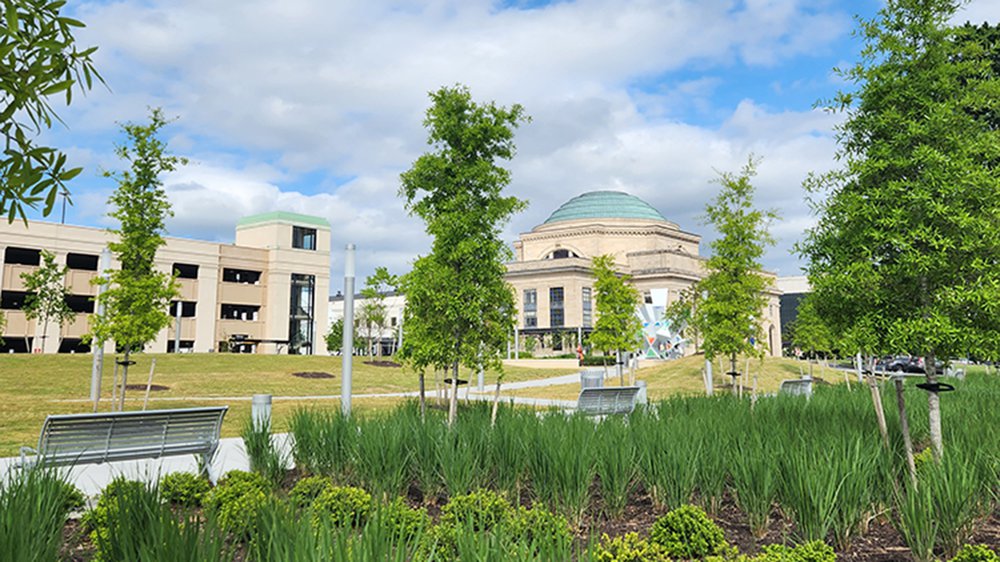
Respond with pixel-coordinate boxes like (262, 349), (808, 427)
(341, 244), (355, 416)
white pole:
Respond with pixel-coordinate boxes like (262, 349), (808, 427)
(705, 359), (714, 396)
(90, 247), (111, 412)
(514, 325), (519, 358)
(174, 301), (182, 353)
(341, 244), (356, 417)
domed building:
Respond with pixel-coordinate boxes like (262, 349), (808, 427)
(505, 191), (782, 358)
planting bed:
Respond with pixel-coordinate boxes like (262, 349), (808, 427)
(5, 373), (1000, 561)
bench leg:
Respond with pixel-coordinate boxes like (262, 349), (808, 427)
(200, 452), (218, 485)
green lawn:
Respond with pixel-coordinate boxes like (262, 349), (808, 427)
(0, 354), (577, 456)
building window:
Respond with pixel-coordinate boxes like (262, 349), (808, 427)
(173, 263), (199, 279)
(549, 287), (564, 328)
(65, 294), (95, 314)
(582, 287), (592, 328)
(3, 247), (40, 266)
(170, 301), (198, 318)
(223, 268), (262, 284)
(289, 273), (315, 354)
(523, 289), (537, 328)
(0, 291), (29, 310)
(221, 303), (259, 321)
(643, 291), (653, 304)
(292, 226), (317, 251)
(66, 253), (98, 271)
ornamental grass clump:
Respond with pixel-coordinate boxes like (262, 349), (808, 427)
(289, 407), (357, 479)
(595, 416), (638, 519)
(241, 414), (289, 488)
(527, 412), (595, 523)
(355, 415), (411, 500)
(0, 467), (77, 562)
(487, 407), (532, 498)
(649, 504), (728, 559)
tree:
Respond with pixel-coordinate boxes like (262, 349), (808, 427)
(358, 266), (398, 359)
(588, 254), (642, 385)
(685, 159), (776, 386)
(90, 109), (183, 408)
(398, 84), (527, 426)
(1, 0), (102, 222)
(799, 0), (1000, 459)
(325, 318), (344, 354)
(21, 249), (74, 352)
(788, 294), (834, 377)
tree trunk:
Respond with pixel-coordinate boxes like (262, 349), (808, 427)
(894, 376), (918, 486)
(447, 361), (459, 427)
(925, 351), (943, 460)
(418, 372), (426, 420)
(617, 350), (624, 386)
(110, 360), (120, 412)
(730, 353), (738, 397)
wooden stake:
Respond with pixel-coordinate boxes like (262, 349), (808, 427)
(867, 358), (890, 448)
(110, 361), (119, 412)
(142, 358), (157, 411)
(490, 377), (503, 427)
(894, 376), (918, 486)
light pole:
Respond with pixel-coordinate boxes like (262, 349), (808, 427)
(341, 244), (355, 416)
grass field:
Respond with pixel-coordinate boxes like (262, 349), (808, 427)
(0, 353), (576, 456)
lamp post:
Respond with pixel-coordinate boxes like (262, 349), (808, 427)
(341, 244), (355, 416)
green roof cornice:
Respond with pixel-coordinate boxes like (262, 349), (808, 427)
(236, 211), (330, 229)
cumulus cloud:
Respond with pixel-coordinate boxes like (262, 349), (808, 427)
(49, 0), (996, 284)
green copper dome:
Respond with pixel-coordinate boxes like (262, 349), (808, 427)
(543, 191), (667, 225)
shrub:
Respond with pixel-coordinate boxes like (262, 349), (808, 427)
(160, 472), (210, 507)
(913, 447), (934, 473)
(744, 541), (836, 562)
(649, 504), (728, 559)
(952, 545), (1000, 562)
(57, 480), (87, 512)
(83, 478), (159, 562)
(310, 485), (373, 527)
(289, 475), (333, 508)
(509, 504), (573, 551)
(439, 489), (515, 531)
(592, 532), (673, 562)
(202, 470), (269, 536)
(382, 497), (430, 540)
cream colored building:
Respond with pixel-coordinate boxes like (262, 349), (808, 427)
(506, 191), (783, 356)
(0, 211), (330, 355)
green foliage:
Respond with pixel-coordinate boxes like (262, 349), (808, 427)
(689, 158), (776, 364)
(588, 254), (642, 361)
(0, 468), (75, 562)
(914, 447), (935, 474)
(20, 250), (74, 351)
(160, 472), (210, 507)
(310, 485), (373, 527)
(439, 488), (514, 531)
(649, 504), (728, 559)
(0, 0), (102, 222)
(398, 85), (528, 413)
(788, 295), (834, 358)
(382, 497), (430, 541)
(90, 108), (183, 356)
(508, 504), (573, 552)
(951, 544), (1000, 562)
(241, 414), (289, 487)
(325, 318), (344, 354)
(750, 541), (836, 562)
(289, 475), (333, 508)
(591, 532), (672, 562)
(84, 478), (158, 561)
(202, 470), (269, 537)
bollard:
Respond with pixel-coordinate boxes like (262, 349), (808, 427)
(636, 380), (648, 405)
(251, 394), (272, 431)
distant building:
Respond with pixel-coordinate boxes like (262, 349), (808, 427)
(775, 275), (811, 353)
(505, 191), (783, 357)
(0, 211), (330, 355)
(328, 291), (406, 355)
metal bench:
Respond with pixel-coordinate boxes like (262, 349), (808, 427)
(577, 386), (641, 415)
(19, 407), (228, 482)
(779, 378), (813, 398)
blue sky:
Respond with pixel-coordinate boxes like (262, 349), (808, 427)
(24, 0), (1000, 287)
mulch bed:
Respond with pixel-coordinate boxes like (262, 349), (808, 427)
(292, 371), (335, 379)
(363, 360), (401, 368)
(123, 384), (169, 391)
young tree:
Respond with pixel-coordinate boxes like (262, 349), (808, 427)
(325, 318), (344, 354)
(90, 109), (183, 408)
(788, 294), (834, 377)
(398, 84), (527, 426)
(685, 159), (776, 387)
(21, 249), (74, 352)
(358, 266), (398, 359)
(588, 255), (642, 385)
(1, 0), (102, 222)
(800, 0), (1000, 459)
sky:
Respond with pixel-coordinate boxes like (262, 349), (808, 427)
(30, 0), (1000, 291)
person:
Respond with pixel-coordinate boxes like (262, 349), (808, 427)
(576, 344), (584, 365)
